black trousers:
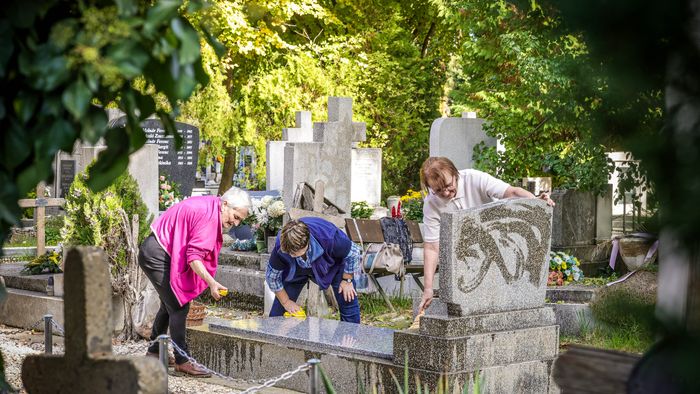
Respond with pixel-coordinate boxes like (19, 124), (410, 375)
(138, 234), (190, 364)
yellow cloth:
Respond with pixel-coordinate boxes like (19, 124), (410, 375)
(284, 308), (307, 318)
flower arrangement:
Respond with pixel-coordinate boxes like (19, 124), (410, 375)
(351, 201), (374, 219)
(548, 251), (584, 286)
(22, 250), (62, 275)
(400, 189), (424, 222)
(159, 173), (183, 211)
(248, 195), (285, 240)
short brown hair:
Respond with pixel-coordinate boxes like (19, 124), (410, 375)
(420, 157), (459, 193)
(280, 220), (310, 254)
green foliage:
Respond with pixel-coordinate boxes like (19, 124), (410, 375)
(351, 201), (374, 219)
(45, 215), (64, 246)
(62, 166), (152, 269)
(448, 0), (613, 194)
(0, 0), (213, 250)
(22, 250), (62, 275)
(22, 190), (37, 219)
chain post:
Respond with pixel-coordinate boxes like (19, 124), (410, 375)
(307, 359), (321, 394)
(43, 314), (53, 354)
(157, 334), (169, 388)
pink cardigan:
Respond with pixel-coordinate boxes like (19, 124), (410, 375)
(151, 196), (223, 306)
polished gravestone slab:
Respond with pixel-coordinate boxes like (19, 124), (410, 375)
(209, 316), (394, 360)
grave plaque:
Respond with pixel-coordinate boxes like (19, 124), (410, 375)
(112, 117), (199, 196)
(59, 160), (75, 198)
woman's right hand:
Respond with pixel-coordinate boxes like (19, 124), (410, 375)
(418, 287), (434, 313)
(282, 299), (301, 314)
(209, 281), (227, 301)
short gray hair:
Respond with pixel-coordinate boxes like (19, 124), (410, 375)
(220, 187), (252, 211)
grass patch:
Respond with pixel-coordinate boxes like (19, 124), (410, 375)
(358, 292), (414, 330)
(561, 321), (654, 354)
(562, 274), (657, 354)
(4, 216), (64, 247)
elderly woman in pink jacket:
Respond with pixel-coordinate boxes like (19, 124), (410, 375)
(138, 186), (251, 377)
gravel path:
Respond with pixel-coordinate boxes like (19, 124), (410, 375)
(0, 326), (298, 394)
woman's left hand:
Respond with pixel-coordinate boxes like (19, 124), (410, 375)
(338, 280), (356, 302)
(538, 192), (555, 207)
(209, 281), (228, 301)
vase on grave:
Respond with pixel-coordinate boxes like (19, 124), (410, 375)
(619, 234), (658, 271)
(255, 235), (266, 253)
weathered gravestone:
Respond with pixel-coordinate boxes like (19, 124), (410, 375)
(267, 111), (314, 191)
(22, 247), (165, 394)
(429, 112), (497, 170)
(53, 142), (160, 219)
(393, 198), (559, 391)
(283, 97), (366, 214)
(111, 117), (200, 197)
(351, 148), (382, 207)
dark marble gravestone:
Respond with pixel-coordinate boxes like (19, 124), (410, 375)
(58, 160), (75, 198)
(112, 117), (199, 196)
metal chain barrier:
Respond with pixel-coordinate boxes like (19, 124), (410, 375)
(50, 319), (65, 336)
(236, 363), (311, 394)
(168, 339), (318, 393)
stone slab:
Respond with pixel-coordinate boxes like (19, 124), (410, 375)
(546, 285), (598, 304)
(551, 189), (596, 247)
(188, 324), (555, 393)
(218, 250), (263, 270)
(266, 140), (287, 191)
(439, 198), (553, 316)
(215, 265), (266, 299)
(547, 302), (596, 337)
(1, 246), (60, 256)
(2, 273), (51, 293)
(393, 324), (559, 372)
(209, 316), (394, 360)
(22, 356), (166, 394)
(351, 148), (382, 206)
(0, 288), (64, 331)
(419, 307), (556, 337)
(428, 115), (496, 170)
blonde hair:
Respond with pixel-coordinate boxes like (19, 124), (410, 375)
(420, 157), (459, 193)
(280, 220), (309, 254)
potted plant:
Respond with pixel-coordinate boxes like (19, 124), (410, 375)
(249, 196), (285, 253)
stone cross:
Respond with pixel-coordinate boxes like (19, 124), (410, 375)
(18, 182), (65, 256)
(392, 198), (559, 392)
(22, 247), (165, 394)
(283, 97), (366, 214)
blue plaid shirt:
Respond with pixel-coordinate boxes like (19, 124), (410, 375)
(265, 240), (362, 292)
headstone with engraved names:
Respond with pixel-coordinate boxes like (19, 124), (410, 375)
(109, 117), (199, 196)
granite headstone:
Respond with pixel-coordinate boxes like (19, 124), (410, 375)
(111, 117), (199, 196)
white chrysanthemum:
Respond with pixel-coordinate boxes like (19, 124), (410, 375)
(268, 200), (285, 217)
(261, 195), (274, 208)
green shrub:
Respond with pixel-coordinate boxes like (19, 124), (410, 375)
(45, 216), (64, 246)
(62, 166), (152, 269)
(22, 190), (36, 219)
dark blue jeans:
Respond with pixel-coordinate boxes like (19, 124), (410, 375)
(269, 267), (361, 323)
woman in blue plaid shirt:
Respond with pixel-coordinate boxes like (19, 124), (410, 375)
(265, 218), (362, 323)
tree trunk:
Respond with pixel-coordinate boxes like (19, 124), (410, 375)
(218, 145), (236, 195)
